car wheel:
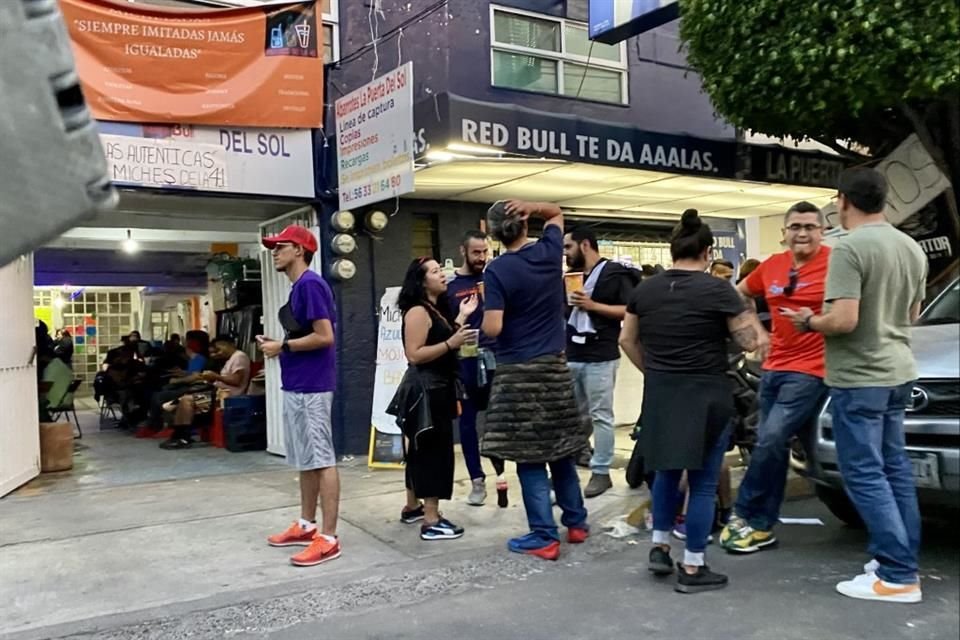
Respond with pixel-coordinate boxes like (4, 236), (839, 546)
(815, 484), (864, 528)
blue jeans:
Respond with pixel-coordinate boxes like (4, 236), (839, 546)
(568, 360), (618, 475)
(830, 384), (921, 585)
(735, 371), (827, 530)
(516, 456), (588, 543)
(652, 425), (732, 555)
(458, 356), (504, 481)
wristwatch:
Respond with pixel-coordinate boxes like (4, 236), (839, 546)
(281, 339), (291, 353)
(802, 314), (814, 333)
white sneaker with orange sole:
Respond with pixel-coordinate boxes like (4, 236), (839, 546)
(836, 572), (921, 604)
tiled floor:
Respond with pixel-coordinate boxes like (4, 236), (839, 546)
(16, 409), (287, 497)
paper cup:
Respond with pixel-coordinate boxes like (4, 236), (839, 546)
(564, 272), (584, 303)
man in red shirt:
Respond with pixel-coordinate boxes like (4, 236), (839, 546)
(720, 201), (830, 554)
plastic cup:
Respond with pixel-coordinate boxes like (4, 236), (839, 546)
(564, 272), (584, 304)
(459, 329), (480, 358)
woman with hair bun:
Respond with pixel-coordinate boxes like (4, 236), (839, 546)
(392, 257), (477, 541)
(618, 209), (764, 593)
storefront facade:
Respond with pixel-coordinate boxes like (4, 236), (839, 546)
(318, 0), (844, 454)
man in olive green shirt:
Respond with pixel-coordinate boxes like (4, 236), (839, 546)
(784, 168), (927, 604)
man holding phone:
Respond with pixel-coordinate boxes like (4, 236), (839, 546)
(719, 202), (829, 555)
(259, 224), (341, 568)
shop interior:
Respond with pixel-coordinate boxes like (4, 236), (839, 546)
(24, 190), (313, 496)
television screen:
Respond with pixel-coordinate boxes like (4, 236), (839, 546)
(589, 0), (678, 44)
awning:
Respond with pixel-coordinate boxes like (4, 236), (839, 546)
(410, 94), (846, 219)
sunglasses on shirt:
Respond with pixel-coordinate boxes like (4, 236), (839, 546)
(783, 267), (799, 297)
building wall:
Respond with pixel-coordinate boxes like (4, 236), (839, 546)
(327, 0), (732, 139)
(325, 0), (737, 453)
(327, 1), (453, 127)
(447, 1), (732, 139)
(758, 215), (785, 258)
(331, 200), (488, 454)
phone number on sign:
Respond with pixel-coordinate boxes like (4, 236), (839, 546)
(342, 175), (404, 203)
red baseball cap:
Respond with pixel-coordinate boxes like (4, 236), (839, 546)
(262, 224), (318, 253)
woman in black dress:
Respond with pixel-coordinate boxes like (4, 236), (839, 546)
(397, 257), (477, 540)
(619, 210), (762, 593)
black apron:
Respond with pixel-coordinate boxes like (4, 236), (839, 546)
(639, 370), (735, 472)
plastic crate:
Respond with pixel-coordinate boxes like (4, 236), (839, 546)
(223, 395), (266, 452)
(224, 395), (266, 428)
(225, 419), (266, 453)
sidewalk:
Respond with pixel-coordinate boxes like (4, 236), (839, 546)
(0, 424), (810, 639)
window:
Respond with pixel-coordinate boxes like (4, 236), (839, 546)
(322, 0), (339, 63)
(412, 215), (439, 260)
(43, 288), (138, 391)
(490, 6), (628, 104)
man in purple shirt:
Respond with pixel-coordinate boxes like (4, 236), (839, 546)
(259, 225), (341, 568)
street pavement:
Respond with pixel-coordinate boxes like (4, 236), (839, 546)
(1, 427), (956, 640)
(6, 492), (957, 639)
(261, 505), (959, 640)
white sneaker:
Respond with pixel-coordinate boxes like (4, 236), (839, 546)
(467, 479), (486, 506)
(864, 559), (880, 575)
(836, 572), (922, 604)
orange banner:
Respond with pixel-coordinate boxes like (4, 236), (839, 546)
(60, 0), (323, 128)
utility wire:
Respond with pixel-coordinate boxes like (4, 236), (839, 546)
(573, 39), (596, 99)
(329, 0), (448, 68)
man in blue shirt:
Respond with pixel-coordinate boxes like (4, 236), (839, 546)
(482, 200), (589, 561)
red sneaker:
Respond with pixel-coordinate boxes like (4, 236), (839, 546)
(290, 536), (342, 567)
(526, 541), (561, 561)
(267, 522), (317, 547)
(568, 527), (590, 544)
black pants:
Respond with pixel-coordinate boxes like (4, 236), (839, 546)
(405, 390), (456, 500)
(148, 387), (190, 426)
(119, 384), (150, 425)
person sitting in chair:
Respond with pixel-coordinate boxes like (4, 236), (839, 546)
(160, 335), (251, 450)
(138, 332), (210, 436)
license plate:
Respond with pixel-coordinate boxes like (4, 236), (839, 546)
(909, 452), (941, 490)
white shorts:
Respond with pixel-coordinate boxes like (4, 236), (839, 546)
(283, 391), (336, 471)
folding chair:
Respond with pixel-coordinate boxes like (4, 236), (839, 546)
(48, 379), (84, 439)
(99, 393), (122, 429)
